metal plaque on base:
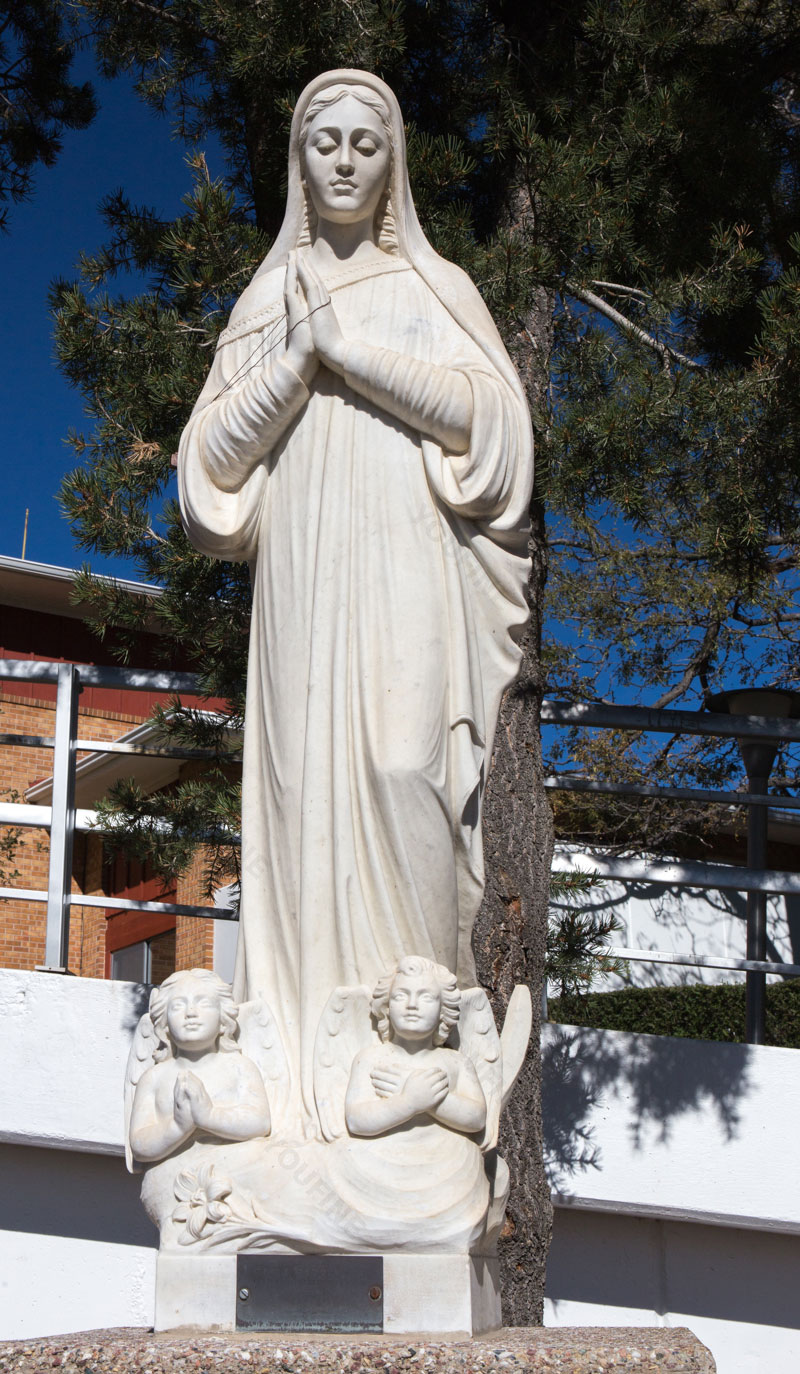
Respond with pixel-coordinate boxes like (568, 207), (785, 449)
(236, 1254), (384, 1333)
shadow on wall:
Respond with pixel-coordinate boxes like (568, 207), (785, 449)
(559, 873), (799, 990)
(0, 1142), (156, 1248)
(547, 1207), (800, 1333)
(542, 1024), (752, 1193)
(119, 979), (150, 1036)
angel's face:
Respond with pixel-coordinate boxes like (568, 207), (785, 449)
(166, 980), (222, 1053)
(388, 971), (442, 1041)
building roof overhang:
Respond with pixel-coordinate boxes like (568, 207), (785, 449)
(0, 555), (162, 624)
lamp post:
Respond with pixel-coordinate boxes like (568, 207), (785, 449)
(707, 688), (800, 1044)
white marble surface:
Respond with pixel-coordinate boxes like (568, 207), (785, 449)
(125, 962), (530, 1258)
(383, 1253), (500, 1336)
(178, 68), (534, 1138)
(153, 1251), (500, 1336)
(155, 1253), (236, 1332)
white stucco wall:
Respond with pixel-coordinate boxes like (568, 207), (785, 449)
(1, 970), (154, 1338)
(545, 1208), (800, 1374)
(212, 914), (239, 986)
(542, 1021), (800, 1231)
(0, 1142), (157, 1338)
(1, 968), (146, 1154)
(550, 843), (800, 988)
(542, 1021), (800, 1373)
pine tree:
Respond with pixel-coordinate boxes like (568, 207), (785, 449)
(0, 2), (96, 229)
(53, 0), (800, 1321)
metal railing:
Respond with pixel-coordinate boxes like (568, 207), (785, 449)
(2, 660), (799, 990)
(544, 697), (800, 993)
(0, 658), (236, 973)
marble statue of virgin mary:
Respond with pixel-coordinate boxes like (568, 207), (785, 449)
(178, 69), (533, 1132)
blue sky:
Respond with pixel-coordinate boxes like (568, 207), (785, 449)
(0, 55), (212, 577)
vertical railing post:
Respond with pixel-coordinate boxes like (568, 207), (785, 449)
(740, 741), (780, 1045)
(41, 663), (80, 972)
(745, 772), (769, 1044)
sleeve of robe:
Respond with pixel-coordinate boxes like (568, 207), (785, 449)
(342, 308), (531, 539)
(178, 326), (309, 564)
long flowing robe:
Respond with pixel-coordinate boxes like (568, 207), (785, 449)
(179, 250), (531, 1129)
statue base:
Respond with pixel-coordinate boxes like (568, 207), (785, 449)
(155, 1251), (501, 1337)
(0, 1326), (718, 1372)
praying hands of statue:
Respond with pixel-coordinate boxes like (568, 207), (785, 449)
(283, 250), (320, 387)
(173, 1070), (215, 1134)
(294, 252), (348, 372)
(283, 249), (348, 381)
(290, 249), (473, 455)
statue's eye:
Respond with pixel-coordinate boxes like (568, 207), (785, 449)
(171, 998), (186, 1009)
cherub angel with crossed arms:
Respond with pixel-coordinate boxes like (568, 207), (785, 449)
(345, 956), (487, 1138)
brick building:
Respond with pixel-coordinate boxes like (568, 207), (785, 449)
(0, 554), (238, 984)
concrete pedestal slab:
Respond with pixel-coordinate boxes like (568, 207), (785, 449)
(0, 1325), (718, 1371)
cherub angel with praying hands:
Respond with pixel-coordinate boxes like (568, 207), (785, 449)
(126, 969), (272, 1167)
(345, 957), (487, 1138)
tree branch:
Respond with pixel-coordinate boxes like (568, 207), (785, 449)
(652, 617), (721, 708)
(568, 283), (704, 371)
(731, 610), (800, 628)
(116, 0), (182, 25)
(590, 279), (651, 301)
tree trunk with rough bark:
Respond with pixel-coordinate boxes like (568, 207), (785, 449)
(472, 282), (555, 1326)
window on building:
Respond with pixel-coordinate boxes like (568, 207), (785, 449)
(110, 940), (148, 983)
(103, 850), (177, 984)
(109, 927), (176, 984)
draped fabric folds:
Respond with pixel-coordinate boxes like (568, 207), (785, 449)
(179, 71), (533, 1133)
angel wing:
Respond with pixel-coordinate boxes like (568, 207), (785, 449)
(313, 985), (373, 1142)
(237, 995), (292, 1136)
(453, 987), (502, 1151)
(499, 983), (532, 1111)
(123, 1006), (159, 1173)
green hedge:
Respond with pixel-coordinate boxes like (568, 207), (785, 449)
(549, 980), (800, 1048)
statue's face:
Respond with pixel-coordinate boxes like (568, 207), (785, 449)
(303, 92), (391, 228)
(166, 981), (222, 1052)
(388, 970), (442, 1040)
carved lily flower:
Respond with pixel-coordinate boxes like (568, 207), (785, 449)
(173, 1164), (232, 1242)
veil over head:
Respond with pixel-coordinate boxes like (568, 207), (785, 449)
(227, 68), (532, 436)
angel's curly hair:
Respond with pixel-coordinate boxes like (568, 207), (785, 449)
(149, 969), (240, 1063)
(371, 956), (461, 1046)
